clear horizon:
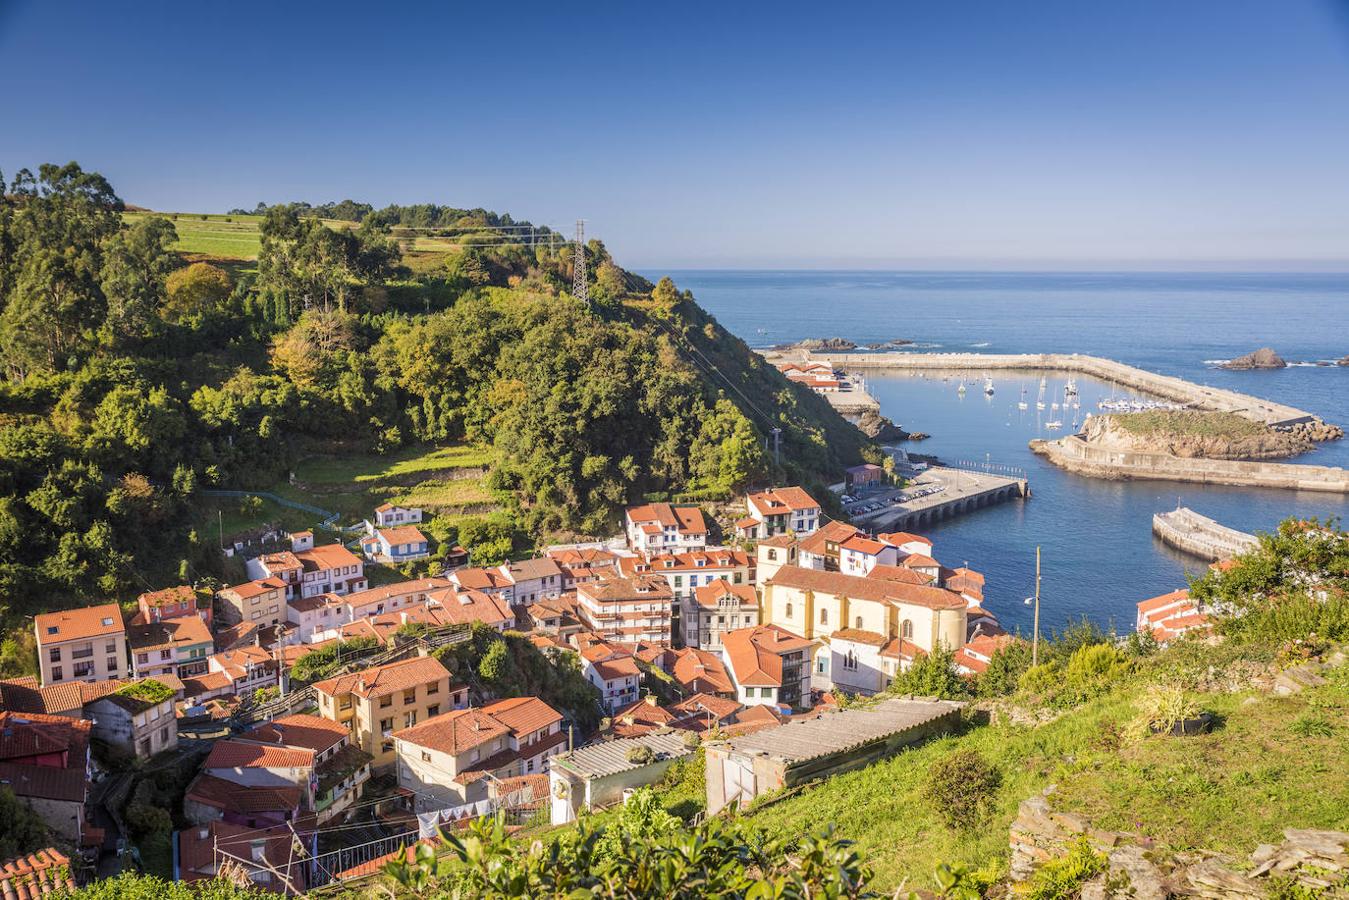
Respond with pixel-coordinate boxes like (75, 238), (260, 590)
(4, 0), (1349, 269)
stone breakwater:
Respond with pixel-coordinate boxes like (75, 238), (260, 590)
(1152, 507), (1258, 561)
(1031, 434), (1349, 493)
(1010, 787), (1349, 898)
(759, 350), (1338, 433)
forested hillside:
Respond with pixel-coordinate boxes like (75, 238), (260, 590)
(0, 162), (874, 674)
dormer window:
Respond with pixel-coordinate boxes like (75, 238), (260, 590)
(46, 626), (58, 636)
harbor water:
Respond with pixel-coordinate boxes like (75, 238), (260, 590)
(651, 270), (1349, 633)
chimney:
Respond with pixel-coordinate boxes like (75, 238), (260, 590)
(644, 694), (658, 707)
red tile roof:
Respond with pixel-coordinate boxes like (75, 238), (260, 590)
(296, 543), (362, 573)
(840, 535), (889, 555)
(668, 648), (734, 694)
(0, 848), (74, 900)
(721, 625), (815, 688)
(312, 655), (450, 700)
(204, 739), (315, 769)
(246, 713), (349, 754)
(393, 708), (508, 755)
(796, 521), (864, 556)
(425, 587), (514, 628)
(578, 574), (673, 604)
(625, 503), (707, 536)
(746, 487), (820, 514)
(767, 565), (966, 610)
(692, 580), (759, 611)
(877, 532), (932, 547)
(483, 696), (564, 737)
(185, 773), (302, 814)
(221, 578), (287, 600)
(376, 526), (428, 547)
(34, 603), (124, 643)
(829, 627), (889, 647)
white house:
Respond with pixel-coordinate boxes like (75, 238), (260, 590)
(741, 487), (822, 539)
(720, 624), (815, 712)
(393, 697), (566, 810)
(360, 526), (431, 563)
(623, 503), (708, 552)
(246, 538), (367, 601)
(374, 505), (423, 528)
(838, 535), (901, 577)
(579, 644), (642, 714)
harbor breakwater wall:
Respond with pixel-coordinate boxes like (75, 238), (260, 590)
(764, 350), (1327, 430)
(1152, 507), (1259, 561)
(1031, 435), (1349, 493)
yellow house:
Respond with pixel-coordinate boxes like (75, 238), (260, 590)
(313, 654), (466, 771)
(760, 565), (967, 689)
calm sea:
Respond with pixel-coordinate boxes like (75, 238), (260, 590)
(648, 270), (1349, 634)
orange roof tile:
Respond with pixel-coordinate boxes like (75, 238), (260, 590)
(829, 627), (889, 647)
(767, 565), (966, 610)
(313, 655), (449, 700)
(625, 503), (707, 535)
(721, 625), (814, 688)
(746, 487), (820, 513)
(34, 603), (124, 643)
(0, 848), (74, 900)
(204, 739), (315, 769)
(692, 580), (759, 610)
(246, 713), (349, 754)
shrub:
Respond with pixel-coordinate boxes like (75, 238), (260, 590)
(924, 749), (1002, 831)
(1026, 837), (1107, 900)
(626, 744), (656, 765)
(1289, 714), (1335, 738)
(889, 643), (970, 700)
(976, 640), (1031, 697)
(1127, 683), (1201, 740)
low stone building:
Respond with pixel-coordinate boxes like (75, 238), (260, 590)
(704, 697), (963, 815)
(548, 731), (696, 825)
(85, 680), (179, 760)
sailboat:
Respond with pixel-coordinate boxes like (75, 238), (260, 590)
(1017, 384), (1028, 410)
(957, 380), (967, 395)
(1045, 419), (1063, 429)
(983, 375), (995, 396)
(1035, 378), (1046, 410)
(1064, 377), (1078, 397)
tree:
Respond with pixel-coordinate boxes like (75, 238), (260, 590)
(163, 262), (232, 321)
(100, 216), (178, 344)
(888, 643), (969, 700)
(0, 785), (48, 859)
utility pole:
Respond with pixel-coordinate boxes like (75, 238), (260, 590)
(771, 427), (782, 467)
(573, 220), (588, 305)
(1031, 545), (1042, 667)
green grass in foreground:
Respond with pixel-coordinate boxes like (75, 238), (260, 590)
(641, 665), (1348, 892)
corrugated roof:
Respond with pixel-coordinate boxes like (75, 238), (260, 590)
(722, 697), (963, 764)
(551, 731), (694, 780)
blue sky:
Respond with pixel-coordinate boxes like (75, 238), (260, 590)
(3, 0), (1348, 269)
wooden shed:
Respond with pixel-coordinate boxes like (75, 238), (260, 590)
(703, 697), (964, 815)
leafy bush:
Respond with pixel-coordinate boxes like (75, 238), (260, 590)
(594, 787), (677, 862)
(288, 635), (379, 682)
(116, 678), (174, 705)
(1026, 837), (1107, 900)
(384, 811), (875, 897)
(1020, 643), (1133, 709)
(50, 872), (270, 900)
(888, 643), (970, 700)
(0, 785), (48, 859)
(976, 640), (1031, 697)
(923, 749), (1002, 831)
(1289, 714), (1335, 738)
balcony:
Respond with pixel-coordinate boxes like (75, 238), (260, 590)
(71, 648), (94, 660)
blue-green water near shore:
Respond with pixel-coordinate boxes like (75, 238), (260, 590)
(649, 270), (1349, 633)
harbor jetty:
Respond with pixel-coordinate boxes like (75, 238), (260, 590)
(760, 350), (1334, 433)
(852, 464), (1028, 531)
(1152, 506), (1259, 561)
(1031, 434), (1349, 493)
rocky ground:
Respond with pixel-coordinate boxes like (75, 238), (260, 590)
(1082, 411), (1312, 460)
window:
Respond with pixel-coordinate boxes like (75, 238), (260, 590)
(380, 717), (393, 731)
(107, 657), (119, 672)
(426, 705), (439, 717)
(734, 573), (743, 584)
(785, 602), (793, 619)
(767, 549), (777, 561)
(403, 688), (417, 704)
(901, 619), (913, 640)
(842, 651), (858, 671)
(137, 653), (148, 664)
(427, 682), (439, 695)
(855, 616), (863, 629)
(106, 641), (117, 653)
(819, 608), (828, 625)
(403, 712), (416, 727)
(160, 650), (172, 660)
(51, 666), (63, 681)
(673, 576), (682, 588)
(380, 696), (393, 708)
(48, 648), (60, 662)
(816, 656), (827, 674)
(421, 751), (432, 762)
(46, 626), (58, 636)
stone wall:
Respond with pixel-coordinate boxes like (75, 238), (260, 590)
(1010, 787), (1349, 898)
(1032, 435), (1349, 493)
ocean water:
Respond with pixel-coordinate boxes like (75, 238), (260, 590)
(649, 270), (1349, 633)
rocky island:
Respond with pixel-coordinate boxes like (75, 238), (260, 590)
(1082, 410), (1310, 460)
(1222, 347), (1287, 369)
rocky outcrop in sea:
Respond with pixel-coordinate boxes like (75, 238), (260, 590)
(1221, 347), (1287, 370)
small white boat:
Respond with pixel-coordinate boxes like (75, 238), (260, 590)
(1045, 419), (1063, 429)
(1036, 400), (1045, 410)
(1051, 401), (1060, 410)
(1017, 384), (1028, 410)
(983, 376), (995, 395)
(957, 381), (967, 394)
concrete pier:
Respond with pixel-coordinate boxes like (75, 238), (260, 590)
(1152, 507), (1258, 562)
(1032, 434), (1349, 493)
(760, 350), (1327, 430)
(854, 465), (1028, 531)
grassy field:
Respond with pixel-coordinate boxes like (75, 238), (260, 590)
(635, 664), (1349, 892)
(199, 443), (498, 543)
(123, 211), (362, 260)
(1109, 409), (1269, 438)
